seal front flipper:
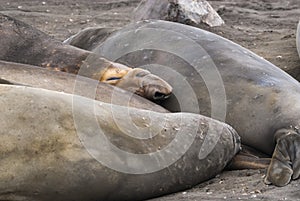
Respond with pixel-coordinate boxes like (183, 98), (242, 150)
(264, 129), (300, 186)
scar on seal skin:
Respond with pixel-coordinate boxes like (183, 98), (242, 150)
(0, 14), (172, 100)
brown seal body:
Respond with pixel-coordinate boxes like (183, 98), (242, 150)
(66, 20), (300, 186)
(0, 84), (239, 201)
(0, 14), (172, 100)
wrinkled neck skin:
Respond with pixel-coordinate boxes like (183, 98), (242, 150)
(0, 13), (173, 100)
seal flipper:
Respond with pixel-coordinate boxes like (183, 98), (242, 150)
(226, 145), (271, 170)
(264, 129), (300, 186)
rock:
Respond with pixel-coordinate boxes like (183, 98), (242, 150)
(133, 0), (224, 27)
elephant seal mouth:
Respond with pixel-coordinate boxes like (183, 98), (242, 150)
(143, 84), (172, 101)
(137, 72), (173, 101)
(153, 91), (171, 100)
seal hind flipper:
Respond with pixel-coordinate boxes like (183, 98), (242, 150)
(264, 129), (300, 186)
(226, 152), (270, 170)
(226, 145), (271, 170)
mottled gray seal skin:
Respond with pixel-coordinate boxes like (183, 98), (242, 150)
(297, 20), (300, 58)
(66, 20), (300, 186)
(0, 84), (239, 201)
(0, 60), (167, 113)
(0, 14), (172, 100)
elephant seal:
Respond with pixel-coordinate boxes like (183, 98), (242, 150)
(0, 84), (240, 201)
(63, 27), (117, 51)
(66, 20), (300, 186)
(0, 60), (168, 113)
(297, 20), (300, 58)
(0, 14), (172, 100)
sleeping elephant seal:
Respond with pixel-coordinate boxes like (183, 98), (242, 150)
(0, 84), (240, 201)
(0, 14), (172, 100)
(0, 60), (168, 113)
(66, 20), (300, 186)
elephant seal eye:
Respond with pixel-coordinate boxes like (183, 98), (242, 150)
(106, 77), (121, 81)
(135, 71), (148, 77)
